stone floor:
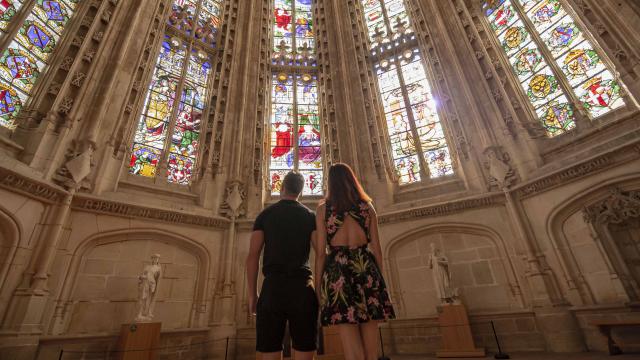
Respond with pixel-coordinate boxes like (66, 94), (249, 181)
(389, 352), (640, 360)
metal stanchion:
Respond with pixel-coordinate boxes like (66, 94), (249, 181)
(491, 321), (509, 359)
(378, 326), (390, 360)
(225, 337), (230, 360)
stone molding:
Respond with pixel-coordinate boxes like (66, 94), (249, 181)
(71, 195), (230, 229)
(513, 141), (640, 199)
(379, 193), (505, 224)
(0, 167), (68, 204)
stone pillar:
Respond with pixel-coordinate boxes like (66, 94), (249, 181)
(0, 191), (73, 357)
(504, 191), (586, 352)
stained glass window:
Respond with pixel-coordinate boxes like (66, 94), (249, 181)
(269, 0), (322, 196)
(0, 0), (79, 130)
(484, 0), (626, 136)
(129, 0), (221, 185)
(361, 0), (454, 185)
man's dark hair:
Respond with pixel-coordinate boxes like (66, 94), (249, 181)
(282, 171), (304, 196)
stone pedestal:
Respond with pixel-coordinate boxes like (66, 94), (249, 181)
(436, 304), (484, 358)
(116, 322), (161, 360)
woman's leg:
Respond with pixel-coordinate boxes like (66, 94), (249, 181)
(337, 324), (365, 360)
(360, 321), (381, 360)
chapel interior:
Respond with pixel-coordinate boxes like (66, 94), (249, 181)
(0, 0), (640, 359)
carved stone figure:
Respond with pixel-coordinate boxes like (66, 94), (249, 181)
(484, 146), (517, 190)
(220, 180), (247, 219)
(428, 244), (459, 304)
(135, 254), (162, 322)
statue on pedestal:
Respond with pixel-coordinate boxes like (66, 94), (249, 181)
(428, 244), (459, 304)
(135, 254), (162, 322)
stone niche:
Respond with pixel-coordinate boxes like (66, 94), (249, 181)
(390, 229), (520, 317)
(68, 239), (199, 333)
(561, 211), (623, 304)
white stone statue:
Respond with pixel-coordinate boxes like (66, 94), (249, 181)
(135, 254), (162, 322)
(428, 244), (459, 304)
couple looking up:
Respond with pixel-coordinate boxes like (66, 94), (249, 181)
(246, 163), (395, 360)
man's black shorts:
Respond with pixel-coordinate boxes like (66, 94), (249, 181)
(256, 274), (318, 353)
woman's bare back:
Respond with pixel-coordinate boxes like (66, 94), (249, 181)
(330, 213), (368, 248)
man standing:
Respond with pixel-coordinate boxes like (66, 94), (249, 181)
(246, 171), (318, 360)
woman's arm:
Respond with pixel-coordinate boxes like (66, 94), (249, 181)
(368, 204), (384, 273)
(314, 203), (327, 294)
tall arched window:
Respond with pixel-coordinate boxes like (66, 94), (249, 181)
(129, 0), (222, 185)
(0, 1), (79, 130)
(269, 0), (322, 196)
(361, 0), (453, 185)
(483, 0), (626, 137)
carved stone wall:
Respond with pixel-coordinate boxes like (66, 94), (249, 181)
(0, 0), (638, 358)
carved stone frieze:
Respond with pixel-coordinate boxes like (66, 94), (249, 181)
(583, 188), (640, 225)
(516, 156), (611, 199)
(379, 194), (505, 224)
(0, 168), (68, 204)
(72, 196), (230, 229)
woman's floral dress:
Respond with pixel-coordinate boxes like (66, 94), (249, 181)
(319, 200), (395, 326)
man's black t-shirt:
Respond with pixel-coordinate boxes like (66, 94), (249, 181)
(253, 199), (316, 277)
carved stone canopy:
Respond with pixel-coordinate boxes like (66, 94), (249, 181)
(583, 188), (640, 225)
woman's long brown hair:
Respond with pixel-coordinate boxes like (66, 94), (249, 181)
(326, 163), (371, 213)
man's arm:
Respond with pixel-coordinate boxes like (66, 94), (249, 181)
(246, 230), (264, 315)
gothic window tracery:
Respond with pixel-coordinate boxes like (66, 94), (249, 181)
(483, 0), (627, 137)
(361, 0), (454, 185)
(129, 0), (222, 185)
(0, 0), (80, 130)
(269, 0), (322, 196)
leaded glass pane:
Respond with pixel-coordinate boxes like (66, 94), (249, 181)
(196, 0), (221, 45)
(363, 0), (454, 183)
(534, 95), (575, 135)
(269, 71), (322, 196)
(0, 1), (25, 33)
(515, 0), (626, 119)
(130, 0), (222, 184)
(269, 0), (322, 196)
(484, 0), (577, 136)
(167, 51), (210, 184)
(0, 0), (78, 130)
(130, 39), (185, 178)
(577, 71), (625, 119)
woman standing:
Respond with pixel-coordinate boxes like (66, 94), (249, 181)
(315, 163), (395, 360)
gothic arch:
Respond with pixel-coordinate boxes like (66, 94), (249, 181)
(0, 205), (21, 321)
(546, 172), (640, 305)
(384, 222), (525, 314)
(49, 228), (212, 334)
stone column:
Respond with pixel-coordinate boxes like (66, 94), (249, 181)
(0, 190), (73, 359)
(504, 190), (586, 352)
